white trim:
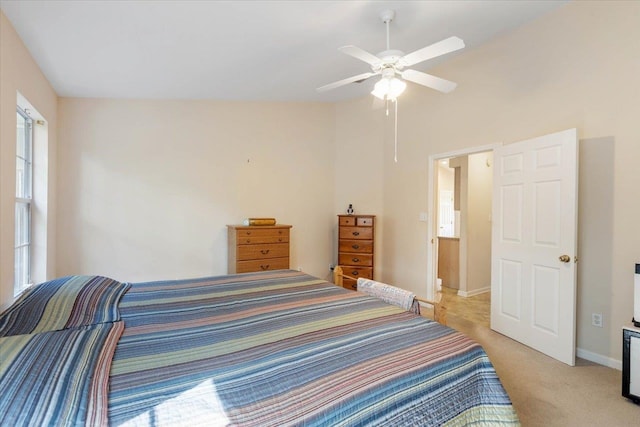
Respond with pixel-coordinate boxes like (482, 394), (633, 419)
(576, 347), (622, 370)
(457, 286), (490, 298)
(17, 92), (45, 121)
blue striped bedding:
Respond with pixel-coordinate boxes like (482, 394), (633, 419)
(0, 322), (124, 426)
(0, 275), (130, 336)
(110, 270), (519, 426)
(0, 270), (520, 426)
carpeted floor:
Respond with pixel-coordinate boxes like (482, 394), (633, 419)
(429, 289), (639, 426)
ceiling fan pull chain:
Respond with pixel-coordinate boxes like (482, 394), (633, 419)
(394, 98), (398, 163)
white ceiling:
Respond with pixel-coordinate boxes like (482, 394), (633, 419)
(0, 0), (568, 102)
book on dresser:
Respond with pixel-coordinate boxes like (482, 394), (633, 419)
(337, 215), (375, 290)
(227, 224), (292, 274)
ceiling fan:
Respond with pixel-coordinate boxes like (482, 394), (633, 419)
(317, 9), (465, 99)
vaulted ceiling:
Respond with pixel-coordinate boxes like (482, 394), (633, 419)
(0, 0), (567, 102)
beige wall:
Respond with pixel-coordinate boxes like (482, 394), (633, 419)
(465, 152), (492, 295)
(334, 1), (640, 362)
(0, 11), (58, 307)
(56, 99), (335, 283)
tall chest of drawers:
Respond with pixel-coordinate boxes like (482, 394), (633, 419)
(227, 224), (292, 274)
(337, 215), (375, 290)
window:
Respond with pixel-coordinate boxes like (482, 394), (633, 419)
(15, 107), (33, 295)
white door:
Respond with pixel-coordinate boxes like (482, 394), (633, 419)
(491, 129), (578, 366)
(438, 190), (454, 237)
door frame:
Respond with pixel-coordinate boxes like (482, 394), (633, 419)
(426, 143), (500, 301)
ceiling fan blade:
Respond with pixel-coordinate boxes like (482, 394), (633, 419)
(400, 36), (465, 67)
(401, 69), (457, 93)
(339, 45), (381, 66)
(316, 72), (376, 92)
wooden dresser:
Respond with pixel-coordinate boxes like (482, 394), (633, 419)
(337, 215), (375, 290)
(227, 224), (292, 274)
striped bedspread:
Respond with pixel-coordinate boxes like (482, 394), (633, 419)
(109, 270), (519, 426)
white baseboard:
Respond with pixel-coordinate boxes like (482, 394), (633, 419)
(576, 347), (622, 370)
(457, 286), (490, 298)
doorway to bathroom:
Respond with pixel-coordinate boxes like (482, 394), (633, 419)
(431, 148), (494, 328)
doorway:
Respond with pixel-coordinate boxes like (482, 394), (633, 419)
(427, 129), (579, 365)
(427, 144), (498, 327)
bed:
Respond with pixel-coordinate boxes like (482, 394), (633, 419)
(0, 270), (519, 426)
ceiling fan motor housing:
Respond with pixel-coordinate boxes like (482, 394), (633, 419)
(374, 49), (405, 72)
(379, 9), (395, 24)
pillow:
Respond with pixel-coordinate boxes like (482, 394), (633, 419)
(0, 275), (130, 336)
(0, 321), (124, 426)
(356, 277), (420, 314)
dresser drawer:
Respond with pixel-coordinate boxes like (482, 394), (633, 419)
(339, 239), (373, 254)
(339, 253), (373, 267)
(343, 266), (372, 281)
(237, 243), (289, 261)
(339, 216), (357, 226)
(339, 216), (374, 227)
(236, 257), (289, 273)
(235, 228), (289, 244)
(342, 278), (358, 291)
(341, 267), (373, 289)
(339, 226), (373, 240)
(357, 217), (374, 226)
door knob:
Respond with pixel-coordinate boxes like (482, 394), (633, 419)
(559, 255), (571, 263)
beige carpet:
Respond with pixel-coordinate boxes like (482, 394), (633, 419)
(446, 314), (639, 426)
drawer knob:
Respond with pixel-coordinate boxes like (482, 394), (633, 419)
(352, 244), (360, 250)
(246, 231), (251, 235)
(352, 258), (360, 263)
(352, 271), (359, 276)
(352, 231), (360, 236)
(261, 249), (270, 255)
(260, 264), (270, 270)
(278, 238), (283, 242)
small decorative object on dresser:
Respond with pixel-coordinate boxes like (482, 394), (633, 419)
(243, 217), (277, 226)
(337, 214), (375, 290)
(227, 224), (292, 273)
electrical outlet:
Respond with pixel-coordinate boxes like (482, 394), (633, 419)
(592, 313), (603, 328)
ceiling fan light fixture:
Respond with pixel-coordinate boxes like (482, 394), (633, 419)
(388, 77), (406, 98)
(371, 76), (406, 100)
